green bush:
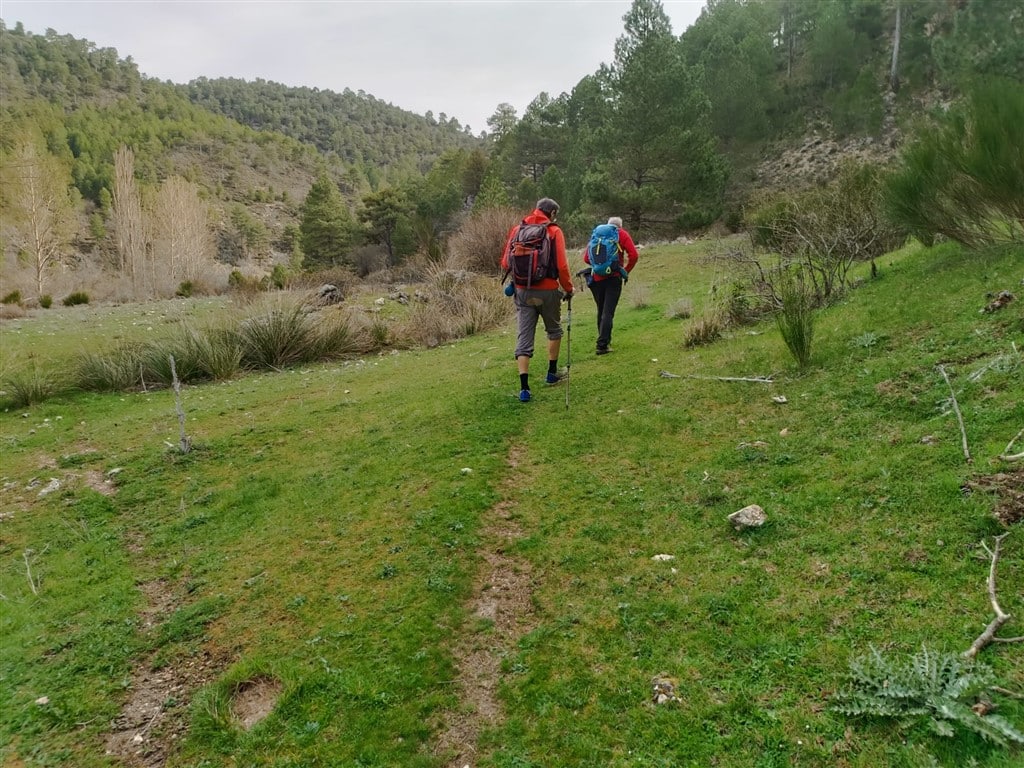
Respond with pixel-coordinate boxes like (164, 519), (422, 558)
(176, 281), (195, 298)
(62, 291), (90, 307)
(885, 78), (1024, 249)
(39, 295), (53, 309)
(2, 290), (22, 305)
(748, 162), (906, 301)
(270, 263), (289, 289)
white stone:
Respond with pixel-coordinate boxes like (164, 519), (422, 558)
(729, 504), (767, 530)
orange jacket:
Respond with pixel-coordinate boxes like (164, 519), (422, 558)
(501, 209), (575, 294)
(583, 226), (639, 282)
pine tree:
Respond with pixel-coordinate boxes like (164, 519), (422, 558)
(299, 170), (355, 268)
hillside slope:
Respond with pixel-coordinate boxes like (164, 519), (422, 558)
(0, 239), (1021, 766)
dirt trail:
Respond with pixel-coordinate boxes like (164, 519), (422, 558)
(433, 444), (540, 768)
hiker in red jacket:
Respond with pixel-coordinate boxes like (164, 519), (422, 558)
(583, 216), (639, 354)
(500, 198), (575, 402)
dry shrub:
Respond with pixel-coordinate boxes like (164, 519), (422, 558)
(0, 303), (27, 320)
(310, 306), (376, 358)
(349, 245), (389, 278)
(629, 280), (652, 309)
(397, 259), (513, 348)
(447, 206), (520, 275)
(683, 309), (726, 348)
(289, 266), (358, 295)
(666, 297), (694, 320)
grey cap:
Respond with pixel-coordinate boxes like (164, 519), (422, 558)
(536, 198), (560, 216)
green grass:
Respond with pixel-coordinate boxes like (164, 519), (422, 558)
(0, 240), (1021, 767)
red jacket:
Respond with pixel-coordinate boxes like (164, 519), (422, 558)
(583, 226), (639, 282)
(501, 209), (575, 293)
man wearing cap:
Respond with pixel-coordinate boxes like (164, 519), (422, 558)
(583, 215), (639, 355)
(500, 198), (575, 403)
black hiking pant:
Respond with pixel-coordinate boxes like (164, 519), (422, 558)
(589, 275), (623, 351)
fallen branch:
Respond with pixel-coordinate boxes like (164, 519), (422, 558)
(964, 533), (1022, 658)
(685, 374), (774, 384)
(999, 427), (1024, 462)
(937, 364), (971, 464)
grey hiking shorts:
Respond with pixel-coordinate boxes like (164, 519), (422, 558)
(513, 288), (563, 358)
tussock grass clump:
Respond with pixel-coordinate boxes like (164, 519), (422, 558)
(309, 307), (374, 359)
(75, 345), (145, 392)
(1, 366), (64, 408)
(184, 326), (244, 381)
(139, 338), (204, 387)
(237, 302), (318, 369)
(775, 267), (816, 370)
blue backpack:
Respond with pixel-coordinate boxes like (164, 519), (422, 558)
(588, 224), (621, 276)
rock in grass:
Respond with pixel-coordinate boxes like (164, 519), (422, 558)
(728, 503), (766, 530)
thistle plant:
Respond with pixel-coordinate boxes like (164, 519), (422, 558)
(832, 645), (1024, 747)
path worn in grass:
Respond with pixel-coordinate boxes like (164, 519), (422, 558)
(433, 444), (540, 768)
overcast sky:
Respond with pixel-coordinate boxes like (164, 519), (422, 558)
(2, 0), (707, 134)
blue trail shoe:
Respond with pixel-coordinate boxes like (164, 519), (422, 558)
(519, 389), (531, 402)
(545, 371), (566, 385)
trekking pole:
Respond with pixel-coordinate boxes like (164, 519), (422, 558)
(565, 294), (572, 410)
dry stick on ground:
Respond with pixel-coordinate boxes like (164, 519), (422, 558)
(999, 427), (1024, 462)
(685, 374), (775, 383)
(23, 549), (39, 595)
(169, 355), (191, 454)
(964, 533), (1024, 659)
(937, 364), (971, 464)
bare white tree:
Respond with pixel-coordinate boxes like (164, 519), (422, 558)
(150, 176), (216, 291)
(111, 145), (148, 298)
(0, 136), (77, 298)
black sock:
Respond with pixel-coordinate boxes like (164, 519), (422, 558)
(548, 360), (557, 375)
(520, 373), (529, 390)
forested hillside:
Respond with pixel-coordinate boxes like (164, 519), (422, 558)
(183, 77), (479, 170)
(483, 0), (1023, 236)
(1, 0), (1021, 307)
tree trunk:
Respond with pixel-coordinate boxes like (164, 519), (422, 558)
(890, 1), (902, 92)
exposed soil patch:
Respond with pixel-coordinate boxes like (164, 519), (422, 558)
(967, 467), (1024, 526)
(104, 579), (228, 767)
(82, 468), (118, 496)
(231, 676), (283, 730)
(432, 444), (539, 768)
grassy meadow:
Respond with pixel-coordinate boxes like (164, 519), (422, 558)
(1, 239), (1022, 767)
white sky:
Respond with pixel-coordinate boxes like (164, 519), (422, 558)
(1, 0), (707, 134)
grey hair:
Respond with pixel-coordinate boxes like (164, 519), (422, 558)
(607, 216), (623, 228)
